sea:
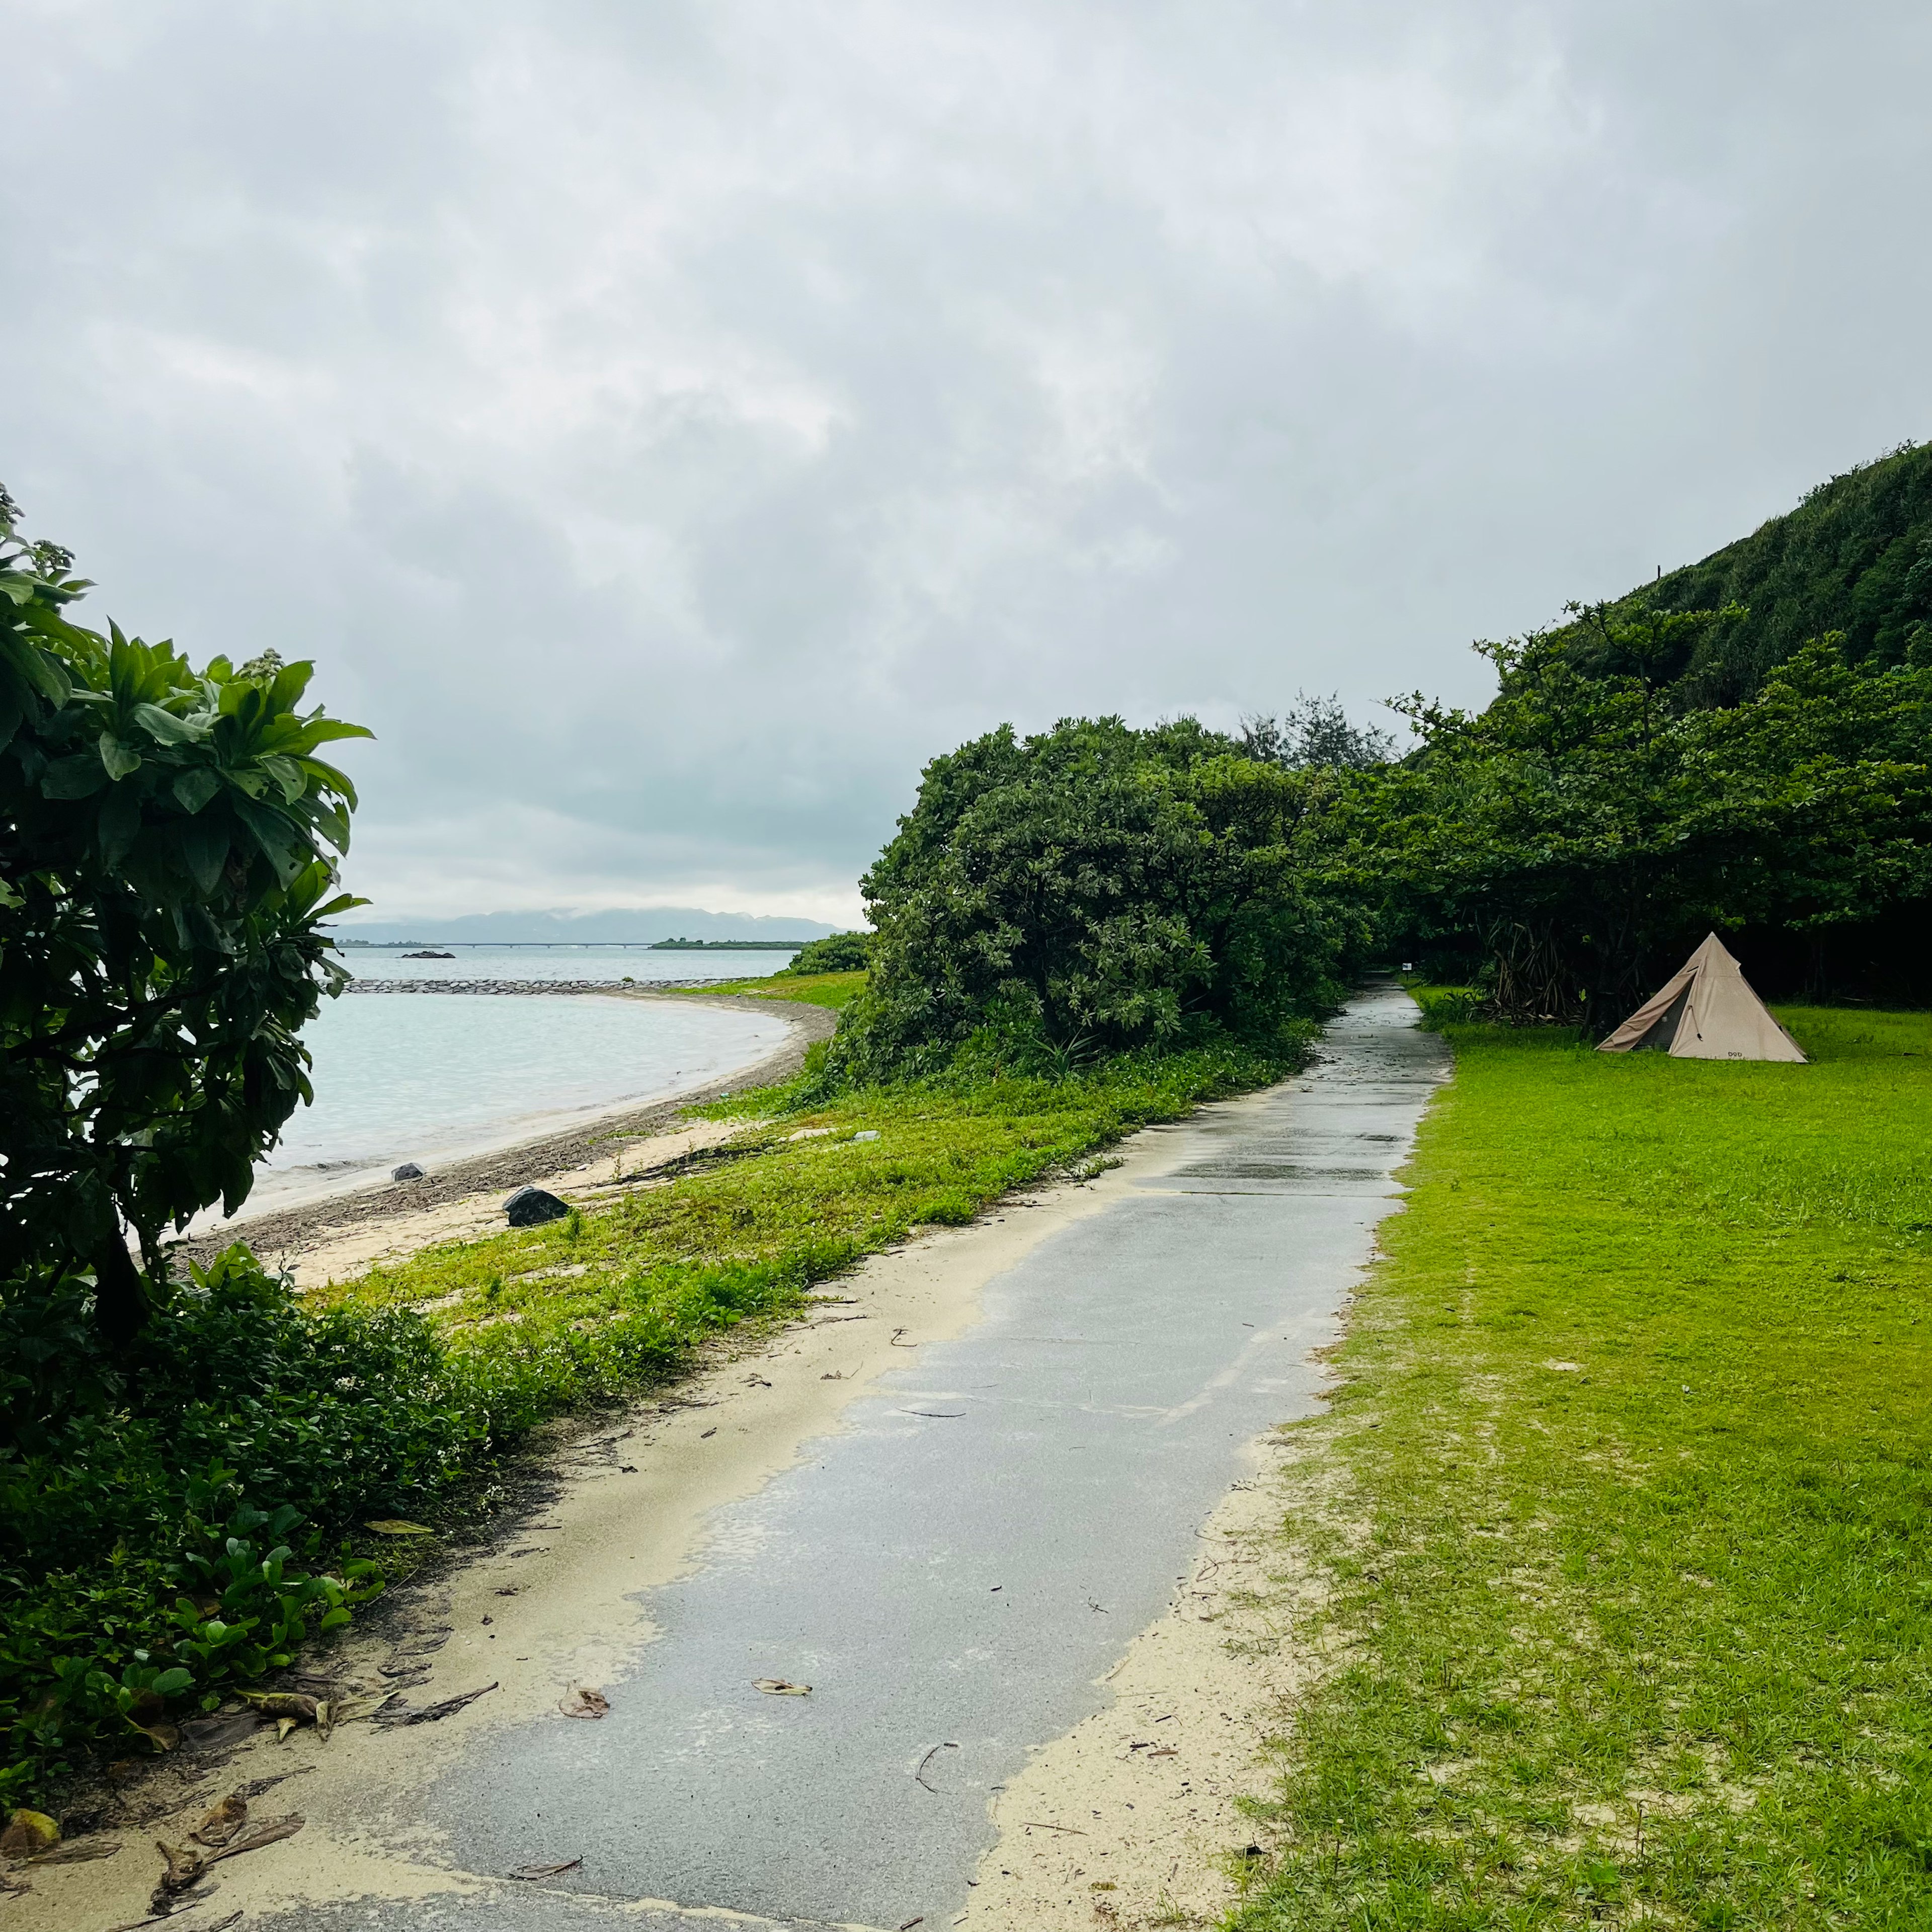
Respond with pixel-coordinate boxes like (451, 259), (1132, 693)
(224, 946), (801, 1222)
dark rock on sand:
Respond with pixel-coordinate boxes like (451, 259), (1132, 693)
(392, 1162), (426, 1182)
(504, 1185), (572, 1227)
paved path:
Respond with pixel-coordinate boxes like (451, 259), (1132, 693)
(256, 984), (1447, 1931)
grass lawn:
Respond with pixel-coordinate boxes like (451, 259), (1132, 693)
(1236, 1006), (1932, 1930)
(683, 969), (866, 1009)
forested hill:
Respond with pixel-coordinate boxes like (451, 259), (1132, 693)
(1564, 439), (1932, 701)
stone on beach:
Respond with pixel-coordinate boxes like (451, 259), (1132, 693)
(391, 1162), (426, 1182)
(504, 1185), (572, 1227)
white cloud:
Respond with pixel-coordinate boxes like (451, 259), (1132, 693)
(4, 0), (1929, 921)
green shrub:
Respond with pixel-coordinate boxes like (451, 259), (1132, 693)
(830, 716), (1366, 1083)
(780, 930), (872, 974)
(0, 491), (371, 1348)
(0, 1247), (465, 1796)
(1409, 984), (1485, 1029)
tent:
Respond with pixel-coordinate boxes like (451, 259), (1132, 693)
(1595, 933), (1806, 1062)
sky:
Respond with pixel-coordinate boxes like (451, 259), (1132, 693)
(6, 2), (1930, 928)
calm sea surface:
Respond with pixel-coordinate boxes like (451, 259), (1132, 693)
(340, 944), (799, 984)
(244, 941), (802, 1204)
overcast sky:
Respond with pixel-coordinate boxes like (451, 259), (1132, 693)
(7, 2), (1929, 926)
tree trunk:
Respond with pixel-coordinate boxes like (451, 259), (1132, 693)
(91, 1235), (152, 1356)
(1482, 918), (1584, 1025)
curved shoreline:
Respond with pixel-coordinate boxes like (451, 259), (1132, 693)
(176, 991), (837, 1273)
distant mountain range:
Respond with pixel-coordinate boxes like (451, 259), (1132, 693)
(327, 908), (841, 946)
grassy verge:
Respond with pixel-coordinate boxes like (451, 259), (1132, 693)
(1235, 1006), (1932, 1928)
(317, 1029), (1292, 1367)
(2, 1017), (1304, 1806)
(681, 968), (866, 1009)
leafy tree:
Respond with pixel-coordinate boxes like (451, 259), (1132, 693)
(835, 716), (1367, 1079)
(0, 491), (370, 1348)
(1241, 691), (1398, 771)
(1382, 618), (1932, 1024)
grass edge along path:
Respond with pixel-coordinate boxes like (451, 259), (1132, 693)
(1, 981), (1313, 1807)
(1229, 1004), (1932, 1931)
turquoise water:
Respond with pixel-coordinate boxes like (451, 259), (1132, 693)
(266, 992), (790, 1178)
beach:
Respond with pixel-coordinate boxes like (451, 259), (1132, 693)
(181, 989), (838, 1280)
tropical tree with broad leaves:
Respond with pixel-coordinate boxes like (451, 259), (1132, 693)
(0, 490), (370, 1349)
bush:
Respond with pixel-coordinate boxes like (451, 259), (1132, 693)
(830, 716), (1368, 1082)
(0, 1226), (837, 1803)
(780, 930), (872, 974)
(0, 1248), (437, 1798)
(1410, 985), (1486, 1030)
(0, 490), (370, 1347)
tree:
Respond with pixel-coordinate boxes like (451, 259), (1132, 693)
(1241, 692), (1397, 771)
(1381, 616), (1932, 1025)
(835, 716), (1367, 1079)
(0, 491), (370, 1348)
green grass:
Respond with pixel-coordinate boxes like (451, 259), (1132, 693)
(678, 968), (866, 1009)
(317, 1032), (1299, 1407)
(1235, 1005), (1932, 1930)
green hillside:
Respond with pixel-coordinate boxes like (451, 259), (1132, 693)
(1566, 439), (1932, 701)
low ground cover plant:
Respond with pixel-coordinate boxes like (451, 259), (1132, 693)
(1237, 1004), (1932, 1929)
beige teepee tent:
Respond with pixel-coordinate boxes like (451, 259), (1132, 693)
(1596, 933), (1806, 1062)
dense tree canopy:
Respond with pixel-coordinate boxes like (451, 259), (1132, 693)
(1379, 626), (1932, 1022)
(833, 716), (1371, 1079)
(0, 493), (369, 1345)
(1560, 439), (1932, 704)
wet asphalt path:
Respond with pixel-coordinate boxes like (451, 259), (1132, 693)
(254, 983), (1448, 1931)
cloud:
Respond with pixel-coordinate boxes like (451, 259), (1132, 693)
(5, 0), (1929, 923)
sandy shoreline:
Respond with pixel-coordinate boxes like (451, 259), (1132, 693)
(16, 1153), (1132, 1931)
(177, 990), (837, 1279)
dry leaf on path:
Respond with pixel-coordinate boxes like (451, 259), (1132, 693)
(390, 1629), (453, 1655)
(118, 1900), (238, 1932)
(192, 1796), (247, 1848)
(0, 1809), (60, 1857)
(151, 1838), (206, 1901)
(374, 1682), (498, 1727)
(28, 1838), (121, 1866)
(508, 1857), (583, 1880)
(752, 1678), (812, 1696)
(558, 1684), (609, 1720)
(238, 1692), (318, 1722)
(178, 1710), (259, 1752)
(236, 1767), (314, 1800)
(208, 1814), (304, 1863)
(364, 1519), (434, 1537)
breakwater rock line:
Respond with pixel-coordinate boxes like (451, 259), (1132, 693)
(344, 977), (747, 996)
